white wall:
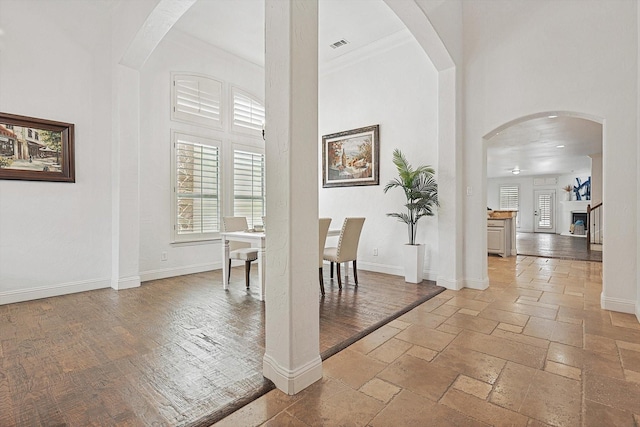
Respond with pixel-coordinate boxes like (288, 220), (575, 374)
(0, 1), (113, 303)
(139, 30), (265, 281)
(463, 0), (638, 313)
(319, 30), (439, 280)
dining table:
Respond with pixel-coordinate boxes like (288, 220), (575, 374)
(221, 228), (342, 301)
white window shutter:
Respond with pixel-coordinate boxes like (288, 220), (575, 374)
(172, 74), (223, 129)
(173, 132), (220, 241)
(499, 185), (519, 210)
(233, 149), (265, 228)
(232, 88), (265, 135)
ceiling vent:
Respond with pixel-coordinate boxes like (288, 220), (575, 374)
(329, 39), (349, 49)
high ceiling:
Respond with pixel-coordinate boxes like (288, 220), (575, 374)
(486, 116), (602, 179)
(172, 0), (406, 66)
(42, 0), (602, 180)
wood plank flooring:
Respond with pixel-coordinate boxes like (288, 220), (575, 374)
(516, 232), (602, 262)
(0, 268), (443, 426)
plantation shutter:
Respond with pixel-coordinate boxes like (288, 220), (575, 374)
(174, 133), (220, 241)
(499, 185), (519, 211)
(537, 193), (552, 228)
(172, 74), (222, 129)
(232, 88), (265, 134)
(233, 149), (265, 228)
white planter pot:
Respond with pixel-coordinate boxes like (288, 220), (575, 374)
(402, 244), (425, 283)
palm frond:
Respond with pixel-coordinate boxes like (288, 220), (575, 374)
(384, 148), (439, 244)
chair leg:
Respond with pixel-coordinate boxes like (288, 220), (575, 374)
(353, 260), (358, 286)
(245, 261), (251, 289)
(228, 259), (232, 281)
(319, 268), (325, 295)
(330, 262), (334, 278)
(337, 262), (342, 289)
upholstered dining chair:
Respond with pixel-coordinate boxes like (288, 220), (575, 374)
(222, 216), (259, 289)
(323, 217), (365, 289)
(318, 217), (332, 295)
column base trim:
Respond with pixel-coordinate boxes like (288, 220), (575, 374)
(112, 275), (141, 290)
(601, 293), (636, 314)
(263, 353), (322, 395)
(436, 277), (464, 290)
(465, 277), (490, 290)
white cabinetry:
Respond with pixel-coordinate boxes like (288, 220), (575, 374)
(488, 218), (512, 257)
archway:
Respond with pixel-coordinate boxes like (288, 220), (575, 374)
(483, 111), (603, 260)
(114, 0), (459, 395)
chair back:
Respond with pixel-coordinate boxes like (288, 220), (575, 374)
(336, 217), (365, 261)
(222, 216), (250, 251)
(319, 218), (332, 267)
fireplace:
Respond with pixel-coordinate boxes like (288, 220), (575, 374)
(571, 211), (587, 235)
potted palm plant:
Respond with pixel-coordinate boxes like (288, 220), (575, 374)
(384, 149), (439, 283)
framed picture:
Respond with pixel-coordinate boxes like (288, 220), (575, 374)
(322, 124), (379, 188)
(0, 112), (75, 182)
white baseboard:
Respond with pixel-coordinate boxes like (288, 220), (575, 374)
(0, 278), (111, 305)
(636, 301), (640, 323)
(263, 353), (323, 395)
(601, 293), (637, 314)
(355, 260), (438, 282)
(465, 277), (490, 290)
(436, 277), (464, 290)
(112, 275), (140, 290)
(140, 262), (221, 282)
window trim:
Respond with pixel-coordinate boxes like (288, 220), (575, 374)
(230, 86), (265, 137)
(232, 143), (265, 229)
(499, 184), (520, 228)
(171, 130), (222, 243)
(171, 72), (223, 130)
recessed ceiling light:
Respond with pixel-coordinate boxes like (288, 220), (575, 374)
(556, 145), (565, 148)
(548, 115), (558, 118)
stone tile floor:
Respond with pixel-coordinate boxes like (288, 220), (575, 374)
(213, 255), (640, 427)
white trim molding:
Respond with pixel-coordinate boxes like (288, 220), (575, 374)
(112, 276), (141, 290)
(464, 277), (490, 290)
(601, 293), (637, 314)
(437, 277), (464, 291)
(140, 262), (221, 282)
(263, 353), (323, 395)
(0, 278), (111, 305)
(355, 260), (438, 282)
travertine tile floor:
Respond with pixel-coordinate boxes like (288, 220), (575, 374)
(213, 255), (640, 427)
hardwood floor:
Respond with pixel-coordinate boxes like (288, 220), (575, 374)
(0, 268), (443, 426)
(516, 232), (602, 262)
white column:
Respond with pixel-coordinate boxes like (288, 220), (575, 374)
(437, 68), (469, 290)
(263, 0), (321, 394)
(111, 64), (141, 290)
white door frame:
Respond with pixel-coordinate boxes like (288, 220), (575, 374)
(534, 189), (556, 233)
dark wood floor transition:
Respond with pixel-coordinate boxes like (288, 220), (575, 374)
(516, 232), (602, 262)
(0, 268), (443, 426)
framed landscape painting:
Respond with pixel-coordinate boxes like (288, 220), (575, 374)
(322, 124), (379, 188)
(0, 112), (75, 182)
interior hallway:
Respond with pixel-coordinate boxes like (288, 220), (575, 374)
(215, 255), (639, 426)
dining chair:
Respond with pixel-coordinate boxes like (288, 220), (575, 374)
(323, 217), (365, 289)
(222, 216), (259, 289)
(318, 217), (332, 295)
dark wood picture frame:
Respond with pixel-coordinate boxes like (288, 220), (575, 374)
(322, 124), (379, 188)
(0, 112), (75, 182)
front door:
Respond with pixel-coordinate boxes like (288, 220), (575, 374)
(534, 190), (555, 233)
